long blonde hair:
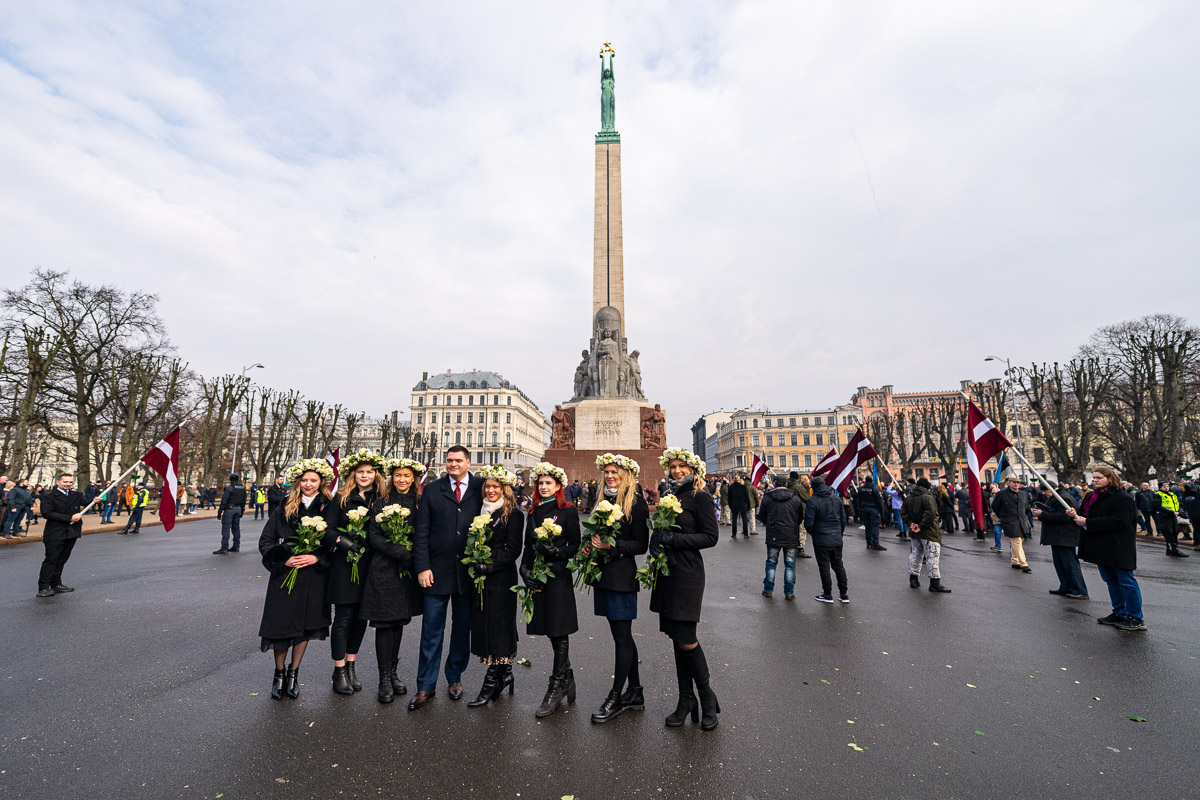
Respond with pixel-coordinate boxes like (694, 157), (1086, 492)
(483, 479), (518, 525)
(338, 465), (387, 503)
(283, 471), (333, 520)
(611, 467), (638, 518)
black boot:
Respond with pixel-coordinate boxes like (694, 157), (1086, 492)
(536, 676), (567, 718)
(929, 578), (952, 593)
(271, 668), (285, 700)
(498, 664), (514, 697)
(377, 666), (395, 704)
(331, 665), (353, 695)
(536, 638), (572, 717)
(285, 665), (300, 699)
(591, 689), (626, 723)
(682, 644), (721, 731)
(665, 645), (698, 727)
(345, 660), (362, 691)
(909, 574), (920, 589)
(468, 665), (499, 708)
(620, 684), (645, 711)
(389, 662), (407, 696)
(564, 667), (577, 705)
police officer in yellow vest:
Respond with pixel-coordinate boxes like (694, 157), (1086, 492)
(253, 485), (267, 520)
(120, 483), (150, 535)
(1153, 484), (1188, 558)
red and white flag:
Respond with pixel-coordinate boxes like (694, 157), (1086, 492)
(827, 430), (878, 494)
(325, 448), (341, 493)
(140, 426), (180, 532)
(966, 400), (1012, 531)
(419, 459), (433, 487)
(749, 452), (769, 486)
(810, 447), (840, 478)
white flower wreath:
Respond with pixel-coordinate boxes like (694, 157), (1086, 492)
(530, 461), (568, 486)
(658, 446), (706, 480)
(594, 452), (640, 476)
(479, 465), (517, 486)
(384, 457), (427, 478)
(339, 448), (388, 479)
(284, 458), (336, 486)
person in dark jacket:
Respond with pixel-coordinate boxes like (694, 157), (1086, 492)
(361, 458), (425, 703)
(1032, 485), (1086, 598)
(936, 484), (957, 536)
(257, 460), (335, 700)
(1134, 483), (1155, 534)
(787, 472), (814, 556)
(466, 466), (524, 708)
(653, 448), (721, 731)
(520, 461), (581, 718)
(901, 478), (951, 592)
(1151, 485), (1188, 557)
(36, 473), (84, 597)
(266, 476), (288, 518)
(410, 445), (483, 710)
(324, 450), (386, 695)
(4, 480), (32, 538)
(758, 475), (801, 599)
(854, 476), (887, 551)
(1072, 467), (1145, 631)
(805, 475), (848, 603)
(586, 454), (649, 723)
(991, 476), (1032, 572)
(727, 475), (751, 540)
(214, 474), (247, 554)
(955, 485), (974, 534)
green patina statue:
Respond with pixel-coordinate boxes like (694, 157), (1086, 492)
(596, 44), (620, 143)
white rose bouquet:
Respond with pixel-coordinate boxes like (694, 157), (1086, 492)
(636, 494), (682, 590)
(375, 504), (414, 579)
(568, 499), (624, 591)
(463, 514), (495, 607)
(338, 506), (371, 583)
(512, 518), (561, 622)
(280, 515), (327, 595)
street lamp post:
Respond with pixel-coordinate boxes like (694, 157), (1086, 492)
(230, 363), (264, 477)
(984, 355), (1030, 480)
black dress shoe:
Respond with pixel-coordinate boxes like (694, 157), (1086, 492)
(52, 585), (74, 593)
(213, 548), (228, 555)
(228, 547), (240, 552)
(36, 588), (54, 598)
(407, 689), (435, 710)
(448, 682), (464, 701)
(1049, 589), (1069, 595)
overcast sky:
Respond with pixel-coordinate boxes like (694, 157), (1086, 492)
(2, 1), (1197, 446)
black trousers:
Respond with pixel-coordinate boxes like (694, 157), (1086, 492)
(1156, 513), (1179, 549)
(331, 603), (367, 661)
(960, 510), (974, 533)
(39, 538), (77, 589)
(813, 545), (847, 597)
(730, 507), (749, 537)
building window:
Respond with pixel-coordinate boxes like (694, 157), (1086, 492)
(457, 395), (463, 405)
(915, 468), (925, 478)
(468, 412), (474, 423)
(751, 434), (760, 447)
(738, 435), (746, 447)
(456, 412), (463, 423)
(802, 433), (811, 446)
(431, 396), (438, 405)
(752, 419), (758, 428)
(1034, 447), (1045, 462)
(479, 395), (485, 405)
(416, 413), (424, 424)
(1031, 424), (1041, 437)
(802, 417), (809, 426)
(492, 432), (499, 446)
(466, 432), (473, 445)
(417, 397), (424, 407)
(468, 395), (474, 405)
(930, 470), (940, 480)
(789, 418), (796, 427)
(506, 432), (512, 445)
(767, 454), (775, 466)
(790, 433), (798, 446)
(804, 453), (812, 467)
(455, 432), (462, 444)
(1092, 446), (1104, 461)
(827, 416), (835, 425)
(764, 419), (772, 428)
(791, 453), (800, 467)
(507, 397), (512, 405)
(494, 395), (500, 405)
(1011, 424), (1021, 438)
(736, 455), (744, 467)
(430, 412), (437, 423)
(506, 413), (512, 423)
(766, 433), (774, 446)
(816, 433), (823, 446)
(492, 412), (499, 423)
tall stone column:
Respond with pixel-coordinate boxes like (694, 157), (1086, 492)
(593, 140), (623, 340)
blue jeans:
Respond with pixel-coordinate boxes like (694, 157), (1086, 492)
(219, 507), (242, 548)
(764, 546), (797, 595)
(993, 524), (1003, 548)
(892, 508), (907, 534)
(416, 593), (471, 691)
(4, 508), (26, 535)
(1097, 565), (1142, 622)
(1050, 545), (1088, 595)
(101, 502), (116, 523)
(862, 508), (881, 546)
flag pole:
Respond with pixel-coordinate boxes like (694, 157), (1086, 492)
(80, 459), (145, 516)
(855, 424), (898, 485)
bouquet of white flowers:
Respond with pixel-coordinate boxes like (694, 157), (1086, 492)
(568, 499), (624, 591)
(512, 518), (561, 622)
(375, 504), (414, 579)
(463, 514), (495, 607)
(339, 506), (370, 583)
(280, 515), (327, 594)
(636, 494), (682, 591)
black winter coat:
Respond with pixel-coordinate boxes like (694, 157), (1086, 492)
(650, 484), (719, 623)
(266, 485), (288, 510)
(592, 493), (650, 593)
(992, 488), (1031, 537)
(359, 488), (422, 625)
(522, 500), (580, 637)
(803, 482), (846, 547)
(955, 487), (972, 513)
(413, 474), (484, 596)
(1037, 491), (1081, 547)
(854, 485), (886, 518)
(1078, 487), (1138, 571)
(323, 487), (377, 605)
(470, 505), (525, 658)
(257, 495), (333, 641)
(727, 482), (750, 511)
(41, 489), (84, 541)
(757, 487), (802, 548)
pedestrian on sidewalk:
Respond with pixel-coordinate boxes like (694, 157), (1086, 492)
(101, 483), (118, 523)
(887, 482), (908, 539)
(266, 476), (286, 517)
(758, 474), (801, 600)
(214, 474), (247, 554)
(747, 479), (760, 535)
(36, 473), (83, 598)
(805, 475), (848, 604)
(937, 483), (957, 536)
(992, 476), (1032, 573)
(4, 479), (31, 538)
(956, 484), (975, 534)
(1032, 484), (1087, 598)
(1072, 466), (1146, 632)
(902, 477), (951, 592)
(253, 484), (268, 520)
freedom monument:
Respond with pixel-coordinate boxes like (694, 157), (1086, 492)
(545, 44), (667, 481)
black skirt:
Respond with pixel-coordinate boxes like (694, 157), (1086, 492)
(260, 627), (328, 653)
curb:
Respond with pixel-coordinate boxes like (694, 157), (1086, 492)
(0, 510), (224, 547)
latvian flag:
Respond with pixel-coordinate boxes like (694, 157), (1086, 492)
(966, 400), (1012, 533)
(810, 447), (839, 478)
(749, 452), (769, 486)
(419, 459), (434, 487)
(826, 430), (878, 494)
(140, 427), (180, 532)
(325, 448), (341, 493)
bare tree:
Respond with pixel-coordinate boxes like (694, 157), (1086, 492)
(919, 397), (966, 480)
(104, 352), (188, 480)
(868, 406), (925, 480)
(192, 373), (251, 485)
(242, 387), (300, 482)
(343, 411), (365, 452)
(1012, 358), (1113, 483)
(0, 326), (62, 475)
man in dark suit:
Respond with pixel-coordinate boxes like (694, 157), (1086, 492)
(37, 472), (84, 597)
(408, 445), (482, 710)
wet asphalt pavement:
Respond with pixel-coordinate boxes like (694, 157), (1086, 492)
(1, 518), (1197, 800)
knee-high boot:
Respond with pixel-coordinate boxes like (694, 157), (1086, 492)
(664, 644), (698, 727)
(681, 644), (720, 731)
(536, 637), (574, 718)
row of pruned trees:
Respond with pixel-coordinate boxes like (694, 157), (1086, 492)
(0, 269), (427, 486)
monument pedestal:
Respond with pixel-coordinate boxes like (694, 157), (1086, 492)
(547, 398), (666, 483)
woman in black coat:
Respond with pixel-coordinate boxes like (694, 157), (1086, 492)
(257, 461), (335, 700)
(1073, 467), (1146, 631)
(519, 462), (580, 717)
(323, 450), (387, 695)
(651, 448), (721, 731)
(360, 459), (425, 703)
(586, 454), (649, 723)
(466, 466), (525, 707)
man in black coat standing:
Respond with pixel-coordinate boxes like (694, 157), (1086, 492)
(409, 445), (483, 709)
(854, 476), (888, 551)
(757, 475), (801, 599)
(37, 472), (84, 598)
(727, 475), (751, 540)
(214, 474), (247, 555)
(266, 475), (287, 518)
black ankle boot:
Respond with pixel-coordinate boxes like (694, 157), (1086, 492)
(536, 676), (567, 718)
(285, 665), (300, 699)
(332, 665), (353, 695)
(345, 661), (362, 691)
(377, 666), (395, 703)
(498, 664), (514, 697)
(468, 666), (499, 708)
(563, 667), (576, 704)
(271, 668), (285, 700)
(665, 646), (698, 727)
(389, 662), (407, 696)
(929, 578), (952, 593)
(591, 689), (626, 723)
(620, 684), (645, 711)
(909, 574), (920, 589)
(682, 644), (720, 731)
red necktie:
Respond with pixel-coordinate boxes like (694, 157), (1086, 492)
(455, 481), (462, 503)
